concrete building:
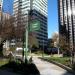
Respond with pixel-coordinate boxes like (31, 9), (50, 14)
(58, 0), (75, 50)
(13, 0), (48, 48)
(0, 0), (10, 22)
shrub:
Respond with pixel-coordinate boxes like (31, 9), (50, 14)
(72, 63), (75, 70)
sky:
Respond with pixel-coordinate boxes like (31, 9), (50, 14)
(48, 0), (58, 38)
(2, 0), (14, 15)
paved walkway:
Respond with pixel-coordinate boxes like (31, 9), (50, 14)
(33, 57), (74, 75)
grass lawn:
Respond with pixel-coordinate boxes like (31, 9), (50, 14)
(41, 57), (72, 68)
(34, 51), (49, 56)
(0, 59), (9, 67)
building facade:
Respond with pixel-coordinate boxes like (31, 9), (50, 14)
(13, 0), (48, 48)
(0, 0), (2, 21)
(58, 0), (75, 50)
(0, 0), (10, 22)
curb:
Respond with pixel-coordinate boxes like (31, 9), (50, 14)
(40, 58), (75, 75)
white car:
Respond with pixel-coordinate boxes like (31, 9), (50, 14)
(16, 47), (23, 51)
(14, 47), (28, 58)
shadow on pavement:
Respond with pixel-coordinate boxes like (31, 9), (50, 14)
(63, 71), (75, 75)
(0, 61), (40, 75)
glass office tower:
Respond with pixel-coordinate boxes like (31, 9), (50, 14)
(58, 0), (75, 50)
(13, 0), (48, 48)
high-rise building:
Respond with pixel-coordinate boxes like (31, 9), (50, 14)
(0, 0), (2, 21)
(13, 0), (48, 48)
(0, 0), (10, 22)
(58, 0), (75, 50)
(0, 0), (1, 11)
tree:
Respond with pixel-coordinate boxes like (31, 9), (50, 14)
(0, 17), (15, 56)
(0, 17), (15, 40)
(52, 32), (60, 54)
(52, 32), (59, 47)
(59, 34), (68, 50)
(59, 34), (70, 56)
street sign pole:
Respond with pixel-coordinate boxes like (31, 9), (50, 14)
(23, 13), (29, 63)
(23, 17), (40, 62)
(24, 14), (29, 63)
(25, 22), (28, 61)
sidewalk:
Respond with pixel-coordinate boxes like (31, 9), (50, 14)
(30, 53), (51, 57)
(33, 56), (74, 75)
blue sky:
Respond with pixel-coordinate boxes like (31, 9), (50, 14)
(48, 0), (58, 38)
(2, 0), (14, 15)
